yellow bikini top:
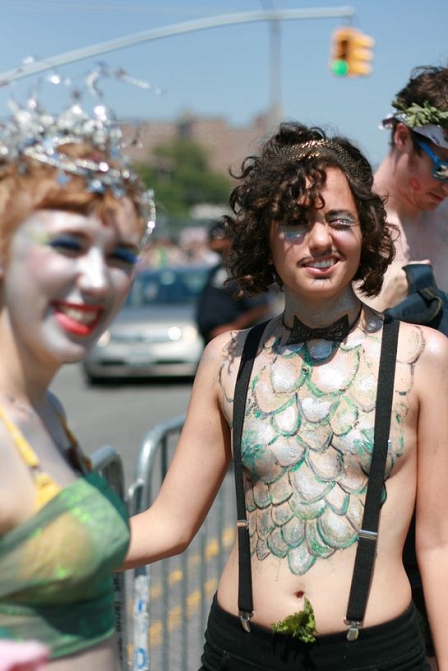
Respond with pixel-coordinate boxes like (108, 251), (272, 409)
(0, 405), (92, 511)
(0, 406), (130, 660)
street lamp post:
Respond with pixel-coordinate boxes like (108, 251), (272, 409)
(0, 8), (355, 108)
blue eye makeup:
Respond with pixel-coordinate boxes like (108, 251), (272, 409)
(326, 214), (357, 229)
(278, 211), (357, 241)
(46, 233), (138, 267)
(278, 220), (309, 241)
(47, 235), (83, 253)
(112, 248), (139, 266)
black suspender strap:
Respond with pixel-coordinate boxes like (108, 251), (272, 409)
(344, 317), (400, 640)
(233, 317), (400, 638)
(233, 321), (268, 632)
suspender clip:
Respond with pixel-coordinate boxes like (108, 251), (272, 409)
(344, 619), (362, 641)
(239, 610), (253, 633)
(358, 529), (378, 541)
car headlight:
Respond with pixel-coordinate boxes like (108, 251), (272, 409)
(168, 326), (182, 341)
(167, 325), (199, 343)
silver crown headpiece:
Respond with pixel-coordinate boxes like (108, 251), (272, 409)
(0, 62), (156, 246)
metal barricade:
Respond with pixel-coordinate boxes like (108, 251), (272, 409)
(92, 417), (236, 671)
(128, 414), (236, 671)
(91, 445), (130, 671)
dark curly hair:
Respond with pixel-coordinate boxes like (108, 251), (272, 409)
(222, 121), (394, 298)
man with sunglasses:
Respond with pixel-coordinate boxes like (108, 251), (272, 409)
(366, 65), (448, 671)
(368, 65), (448, 312)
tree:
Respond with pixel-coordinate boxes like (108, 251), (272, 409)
(135, 138), (232, 222)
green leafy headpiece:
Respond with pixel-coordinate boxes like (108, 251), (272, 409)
(391, 99), (448, 130)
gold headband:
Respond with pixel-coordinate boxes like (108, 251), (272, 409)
(279, 139), (352, 164)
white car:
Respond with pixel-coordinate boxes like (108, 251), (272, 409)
(83, 265), (209, 383)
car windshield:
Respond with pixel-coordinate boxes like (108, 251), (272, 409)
(126, 267), (208, 307)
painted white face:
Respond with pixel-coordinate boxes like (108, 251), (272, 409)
(269, 167), (362, 304)
(1, 201), (141, 369)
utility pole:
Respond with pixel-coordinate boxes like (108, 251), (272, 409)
(259, 0), (282, 131)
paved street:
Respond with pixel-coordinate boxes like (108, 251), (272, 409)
(50, 363), (194, 491)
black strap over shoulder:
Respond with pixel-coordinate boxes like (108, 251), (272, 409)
(233, 317), (400, 639)
(233, 321), (268, 631)
(344, 317), (400, 640)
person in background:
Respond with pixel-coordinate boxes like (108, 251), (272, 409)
(368, 65), (448, 669)
(196, 219), (271, 344)
(125, 121), (448, 670)
(369, 65), (448, 311)
(0, 66), (153, 669)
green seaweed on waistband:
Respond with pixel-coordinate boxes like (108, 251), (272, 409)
(271, 597), (317, 643)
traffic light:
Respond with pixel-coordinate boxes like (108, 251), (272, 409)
(330, 27), (375, 77)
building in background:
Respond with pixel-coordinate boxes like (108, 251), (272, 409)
(121, 111), (270, 176)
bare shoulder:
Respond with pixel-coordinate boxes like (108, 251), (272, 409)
(397, 320), (448, 376)
(194, 325), (269, 414)
(197, 328), (255, 376)
(191, 329), (246, 404)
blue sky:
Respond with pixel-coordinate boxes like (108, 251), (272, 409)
(0, 0), (446, 169)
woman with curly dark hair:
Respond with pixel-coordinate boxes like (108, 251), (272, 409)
(126, 122), (448, 671)
(224, 122), (394, 298)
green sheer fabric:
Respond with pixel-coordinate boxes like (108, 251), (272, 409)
(0, 471), (130, 659)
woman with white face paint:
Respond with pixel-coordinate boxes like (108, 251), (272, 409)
(0, 70), (153, 670)
(125, 122), (448, 671)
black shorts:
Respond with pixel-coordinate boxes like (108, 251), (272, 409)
(199, 594), (430, 671)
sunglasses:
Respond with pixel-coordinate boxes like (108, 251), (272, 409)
(415, 137), (448, 181)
